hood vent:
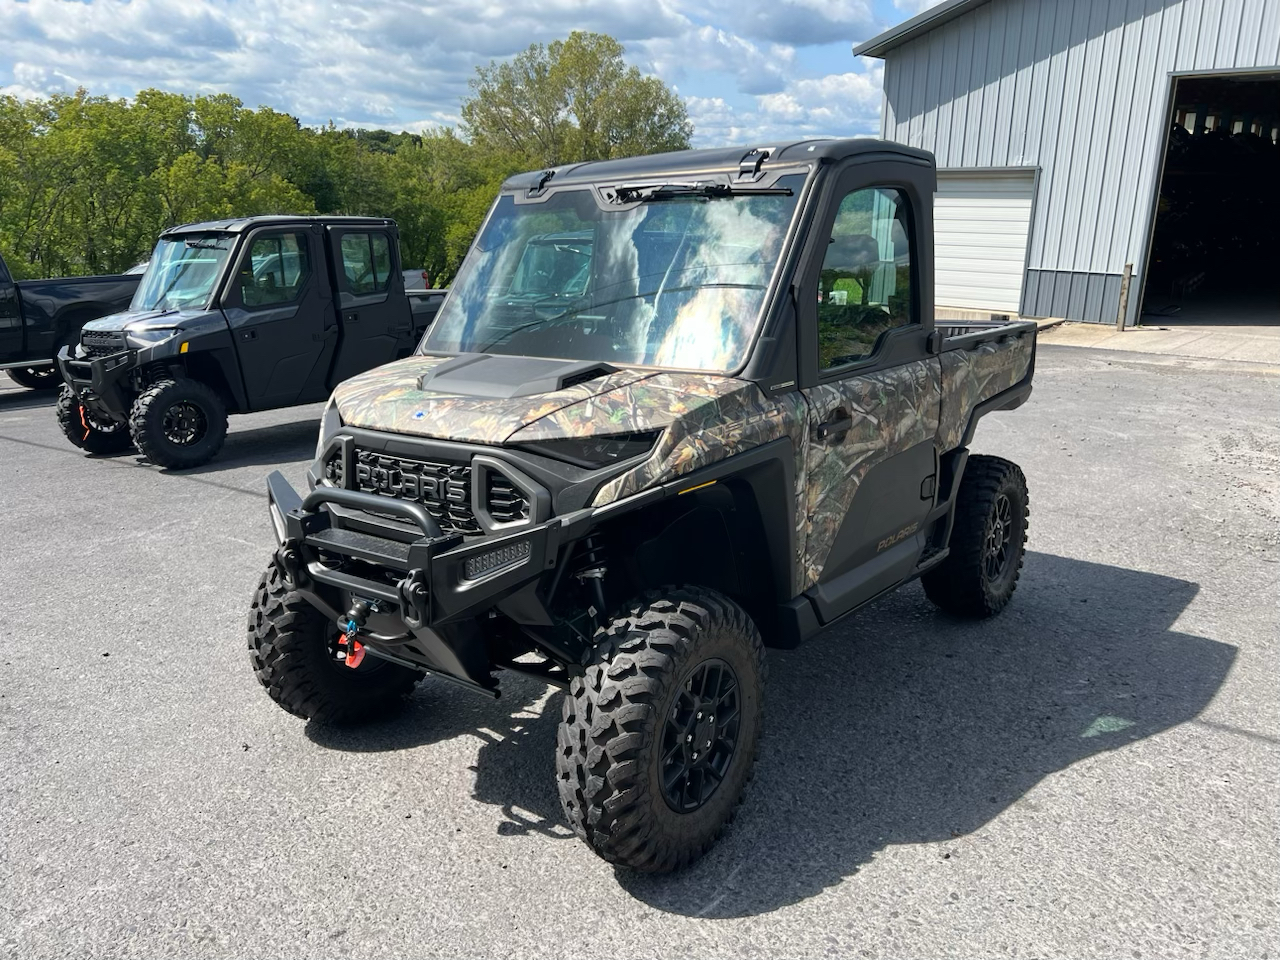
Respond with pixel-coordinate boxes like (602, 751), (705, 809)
(417, 354), (618, 399)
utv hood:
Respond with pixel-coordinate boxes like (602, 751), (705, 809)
(331, 353), (760, 446)
(81, 308), (223, 337)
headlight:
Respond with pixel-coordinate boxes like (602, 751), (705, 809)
(315, 396), (343, 460)
(125, 327), (178, 345)
(519, 430), (663, 468)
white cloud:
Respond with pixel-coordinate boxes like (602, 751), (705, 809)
(893, 0), (948, 14)
(0, 0), (888, 143)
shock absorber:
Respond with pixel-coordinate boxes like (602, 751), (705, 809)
(574, 534), (608, 617)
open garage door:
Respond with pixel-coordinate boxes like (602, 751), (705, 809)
(934, 170), (1035, 314)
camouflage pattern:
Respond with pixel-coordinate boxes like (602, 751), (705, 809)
(936, 334), (1035, 451)
(798, 359), (942, 587)
(332, 332), (1032, 597)
(332, 355), (655, 444)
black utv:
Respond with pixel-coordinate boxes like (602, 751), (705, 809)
(248, 140), (1038, 872)
(56, 216), (445, 469)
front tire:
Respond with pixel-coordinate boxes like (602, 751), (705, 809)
(129, 377), (228, 469)
(922, 454), (1029, 617)
(557, 587), (766, 873)
(247, 560), (423, 723)
(7, 364), (59, 390)
(55, 385), (134, 454)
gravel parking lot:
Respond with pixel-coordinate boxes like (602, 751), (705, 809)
(2, 344), (1277, 959)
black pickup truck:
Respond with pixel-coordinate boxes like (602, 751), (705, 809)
(0, 252), (140, 389)
(56, 216), (445, 469)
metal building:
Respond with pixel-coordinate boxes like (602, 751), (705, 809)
(855, 0), (1280, 325)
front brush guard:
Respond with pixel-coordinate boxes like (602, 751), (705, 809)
(265, 471), (561, 692)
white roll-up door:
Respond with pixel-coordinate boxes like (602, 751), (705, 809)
(934, 170), (1035, 313)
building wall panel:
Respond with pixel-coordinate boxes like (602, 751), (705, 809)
(879, 0), (1280, 322)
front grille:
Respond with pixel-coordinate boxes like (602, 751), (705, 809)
(325, 448), (480, 535)
(486, 472), (530, 524)
(80, 331), (127, 358)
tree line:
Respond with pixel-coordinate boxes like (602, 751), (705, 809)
(0, 32), (692, 285)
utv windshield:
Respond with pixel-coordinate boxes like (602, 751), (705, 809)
(423, 174), (806, 373)
(131, 234), (234, 311)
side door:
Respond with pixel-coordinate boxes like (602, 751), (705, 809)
(222, 227), (337, 409)
(326, 227), (408, 388)
(797, 176), (942, 623)
(0, 256), (23, 361)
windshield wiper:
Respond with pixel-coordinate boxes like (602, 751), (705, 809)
(608, 181), (793, 204)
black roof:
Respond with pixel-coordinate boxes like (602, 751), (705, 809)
(502, 138), (932, 191)
(161, 215), (394, 237)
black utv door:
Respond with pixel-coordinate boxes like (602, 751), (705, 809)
(223, 227), (337, 410)
(796, 170), (942, 624)
(326, 227), (409, 388)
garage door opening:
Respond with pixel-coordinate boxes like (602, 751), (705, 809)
(1141, 73), (1280, 326)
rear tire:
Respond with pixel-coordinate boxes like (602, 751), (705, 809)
(922, 454), (1029, 617)
(247, 560), (422, 723)
(7, 364), (59, 390)
(55, 385), (134, 454)
(129, 377), (227, 469)
(557, 587), (766, 873)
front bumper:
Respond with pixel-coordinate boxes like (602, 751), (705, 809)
(57, 345), (138, 421)
(266, 470), (563, 692)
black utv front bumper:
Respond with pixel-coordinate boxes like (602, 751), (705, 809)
(266, 470), (564, 693)
(57, 345), (138, 421)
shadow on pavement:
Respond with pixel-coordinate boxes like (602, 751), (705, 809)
(306, 551), (1234, 916)
(165, 417), (319, 473)
(0, 386), (58, 412)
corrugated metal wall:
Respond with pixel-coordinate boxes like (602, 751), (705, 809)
(880, 0), (1280, 322)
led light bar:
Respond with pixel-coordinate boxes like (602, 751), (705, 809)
(462, 539), (531, 580)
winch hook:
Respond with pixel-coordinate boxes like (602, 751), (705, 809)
(335, 598), (377, 669)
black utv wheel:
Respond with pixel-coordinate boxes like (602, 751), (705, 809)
(247, 560), (423, 723)
(129, 377), (228, 469)
(6, 364), (59, 390)
(557, 587), (766, 873)
(922, 454), (1029, 617)
(55, 385), (134, 454)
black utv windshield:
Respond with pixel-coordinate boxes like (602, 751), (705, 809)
(423, 174), (806, 373)
(131, 234), (234, 312)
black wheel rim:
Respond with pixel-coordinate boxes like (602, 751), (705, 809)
(80, 402), (125, 434)
(162, 400), (207, 446)
(983, 493), (1014, 581)
(659, 658), (741, 813)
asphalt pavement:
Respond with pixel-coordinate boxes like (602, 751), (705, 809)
(2, 344), (1276, 959)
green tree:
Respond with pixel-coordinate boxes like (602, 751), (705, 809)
(460, 31), (692, 168)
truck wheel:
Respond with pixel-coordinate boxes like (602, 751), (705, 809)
(55, 385), (134, 454)
(557, 587), (766, 873)
(129, 377), (228, 469)
(247, 560), (422, 723)
(922, 454), (1029, 617)
(7, 364), (59, 390)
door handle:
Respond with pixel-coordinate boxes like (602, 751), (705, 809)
(239, 329), (257, 341)
(344, 311), (358, 323)
(313, 327), (337, 342)
(814, 416), (853, 441)
(387, 322), (412, 334)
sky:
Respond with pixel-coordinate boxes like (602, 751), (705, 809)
(0, 0), (946, 147)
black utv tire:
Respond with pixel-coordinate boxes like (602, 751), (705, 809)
(129, 377), (228, 469)
(922, 454), (1029, 617)
(7, 364), (59, 390)
(557, 587), (766, 873)
(247, 560), (423, 723)
(55, 385), (134, 454)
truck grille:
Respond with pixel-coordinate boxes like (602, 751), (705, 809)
(323, 448), (531, 536)
(80, 331), (128, 358)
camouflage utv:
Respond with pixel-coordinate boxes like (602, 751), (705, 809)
(249, 139), (1037, 872)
